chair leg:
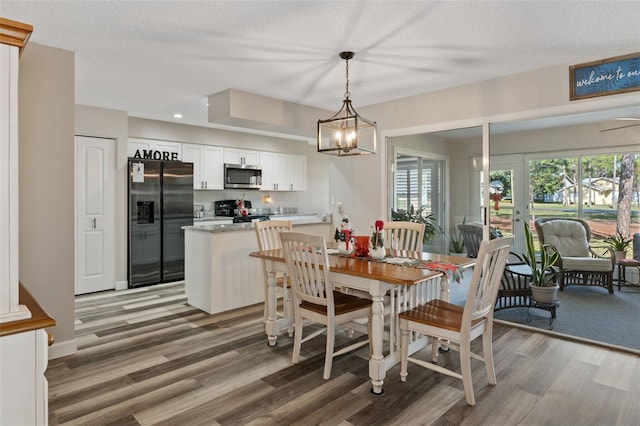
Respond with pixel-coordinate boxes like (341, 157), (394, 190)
(292, 307), (303, 364)
(400, 319), (409, 382)
(459, 340), (475, 406)
(482, 328), (497, 386)
(323, 320), (335, 380)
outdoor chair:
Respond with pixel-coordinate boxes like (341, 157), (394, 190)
(495, 252), (534, 310)
(280, 231), (371, 379)
(399, 236), (514, 405)
(458, 223), (501, 258)
(535, 218), (614, 293)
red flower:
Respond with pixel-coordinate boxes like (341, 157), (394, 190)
(375, 219), (384, 231)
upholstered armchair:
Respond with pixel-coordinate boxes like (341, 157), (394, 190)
(534, 218), (614, 293)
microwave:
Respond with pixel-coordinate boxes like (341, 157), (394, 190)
(224, 163), (262, 189)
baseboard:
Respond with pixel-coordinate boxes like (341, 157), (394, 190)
(116, 280), (128, 291)
(48, 338), (77, 360)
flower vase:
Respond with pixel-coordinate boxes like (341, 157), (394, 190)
(370, 246), (385, 260)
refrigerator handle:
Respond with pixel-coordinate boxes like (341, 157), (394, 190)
(92, 218), (96, 229)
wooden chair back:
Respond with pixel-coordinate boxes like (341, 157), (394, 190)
(280, 231), (333, 312)
(464, 236), (514, 326)
(384, 221), (425, 253)
(254, 220), (293, 251)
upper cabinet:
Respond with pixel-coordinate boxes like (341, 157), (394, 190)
(125, 139), (306, 192)
(128, 138), (182, 161)
(182, 144), (223, 190)
(223, 148), (259, 166)
(288, 154), (306, 191)
(260, 152), (306, 191)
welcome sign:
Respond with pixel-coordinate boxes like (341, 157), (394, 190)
(570, 52), (640, 100)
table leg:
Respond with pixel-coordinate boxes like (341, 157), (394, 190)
(440, 276), (450, 303)
(265, 268), (279, 346)
(369, 287), (386, 395)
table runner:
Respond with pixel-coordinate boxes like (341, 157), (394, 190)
(326, 250), (465, 283)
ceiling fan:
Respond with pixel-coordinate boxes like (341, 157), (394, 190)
(600, 117), (640, 132)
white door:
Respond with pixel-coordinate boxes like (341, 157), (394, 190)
(489, 154), (526, 254)
(75, 136), (116, 295)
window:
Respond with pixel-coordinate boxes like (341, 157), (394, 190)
(393, 151), (445, 252)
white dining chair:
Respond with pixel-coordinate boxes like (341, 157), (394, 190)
(399, 236), (513, 405)
(280, 231), (372, 379)
(384, 221), (425, 255)
(254, 220), (293, 334)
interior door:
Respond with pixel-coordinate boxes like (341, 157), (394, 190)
(75, 136), (116, 295)
(489, 154), (526, 254)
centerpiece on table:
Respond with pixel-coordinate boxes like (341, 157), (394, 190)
(335, 216), (354, 255)
(522, 222), (559, 304)
(370, 218), (385, 260)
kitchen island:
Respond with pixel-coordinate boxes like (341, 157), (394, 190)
(184, 220), (331, 314)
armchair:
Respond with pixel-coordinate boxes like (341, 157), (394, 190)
(535, 218), (614, 293)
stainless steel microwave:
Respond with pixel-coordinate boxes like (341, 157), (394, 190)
(224, 163), (262, 189)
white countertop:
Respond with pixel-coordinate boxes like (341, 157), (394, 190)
(185, 217), (329, 233)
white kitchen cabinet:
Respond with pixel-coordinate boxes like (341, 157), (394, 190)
(182, 144), (223, 190)
(288, 154), (306, 191)
(223, 148), (260, 166)
(260, 152), (306, 191)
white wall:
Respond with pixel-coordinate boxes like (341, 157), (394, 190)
(19, 43), (76, 357)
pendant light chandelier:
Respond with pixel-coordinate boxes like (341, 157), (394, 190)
(317, 51), (377, 156)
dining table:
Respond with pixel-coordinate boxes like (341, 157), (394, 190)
(249, 247), (476, 395)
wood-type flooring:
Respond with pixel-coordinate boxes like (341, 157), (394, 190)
(47, 282), (640, 425)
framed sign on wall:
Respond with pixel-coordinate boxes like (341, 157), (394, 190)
(570, 52), (640, 101)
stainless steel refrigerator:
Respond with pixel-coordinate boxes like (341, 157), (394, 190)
(128, 159), (193, 287)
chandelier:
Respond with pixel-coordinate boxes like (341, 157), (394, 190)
(317, 51), (377, 156)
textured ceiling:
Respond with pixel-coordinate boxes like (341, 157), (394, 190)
(2, 0), (640, 132)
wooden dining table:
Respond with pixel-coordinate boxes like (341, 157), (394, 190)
(249, 248), (476, 395)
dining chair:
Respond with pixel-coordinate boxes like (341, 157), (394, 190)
(535, 218), (614, 293)
(254, 220), (294, 333)
(399, 236), (513, 406)
(280, 231), (372, 379)
(384, 221), (426, 255)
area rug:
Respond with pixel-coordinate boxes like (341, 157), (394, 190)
(493, 285), (640, 351)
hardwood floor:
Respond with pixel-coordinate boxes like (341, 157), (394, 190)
(48, 282), (640, 425)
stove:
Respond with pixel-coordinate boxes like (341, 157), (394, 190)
(214, 199), (270, 223)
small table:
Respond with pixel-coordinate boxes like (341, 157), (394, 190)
(616, 258), (640, 290)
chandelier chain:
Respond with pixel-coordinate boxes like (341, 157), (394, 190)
(344, 58), (350, 100)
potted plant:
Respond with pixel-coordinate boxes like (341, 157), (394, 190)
(522, 223), (559, 304)
(391, 204), (437, 244)
(605, 229), (632, 260)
